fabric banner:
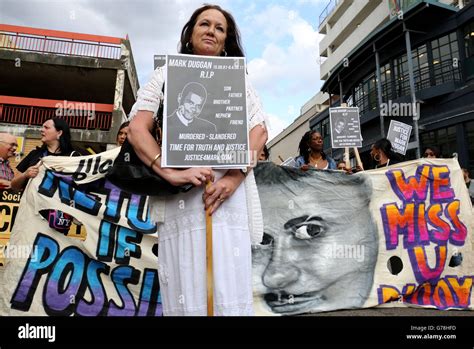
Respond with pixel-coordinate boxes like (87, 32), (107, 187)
(253, 161), (473, 315)
(0, 148), (161, 316)
(0, 151), (472, 316)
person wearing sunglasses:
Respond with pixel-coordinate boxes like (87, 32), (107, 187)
(0, 133), (18, 189)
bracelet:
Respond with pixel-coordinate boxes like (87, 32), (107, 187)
(239, 168), (248, 177)
(150, 153), (161, 168)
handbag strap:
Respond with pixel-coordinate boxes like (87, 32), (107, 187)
(154, 84), (165, 145)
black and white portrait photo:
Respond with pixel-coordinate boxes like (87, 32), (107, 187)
(333, 115), (347, 135)
(167, 82), (217, 134)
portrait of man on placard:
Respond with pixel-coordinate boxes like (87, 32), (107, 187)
(334, 115), (347, 136)
(167, 82), (217, 134)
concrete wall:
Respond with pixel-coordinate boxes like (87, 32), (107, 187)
(268, 97), (328, 164)
(319, 0), (388, 80)
(268, 122), (309, 164)
(319, 0), (460, 81)
(0, 36), (138, 148)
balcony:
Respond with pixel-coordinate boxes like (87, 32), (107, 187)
(0, 96), (113, 130)
(319, 0), (340, 27)
(0, 24), (122, 60)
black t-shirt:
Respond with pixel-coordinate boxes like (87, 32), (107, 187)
(16, 147), (76, 173)
(16, 147), (79, 234)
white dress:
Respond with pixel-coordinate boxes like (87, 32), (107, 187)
(129, 67), (267, 316)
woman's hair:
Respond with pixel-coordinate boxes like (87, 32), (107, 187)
(44, 118), (74, 155)
(423, 145), (441, 158)
(298, 130), (327, 164)
(179, 4), (245, 57)
(372, 138), (395, 160)
(116, 121), (130, 140)
(261, 145), (270, 160)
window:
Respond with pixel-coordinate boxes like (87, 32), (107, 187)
(313, 123), (321, 135)
(465, 21), (474, 58)
(420, 126), (458, 159)
(431, 32), (460, 85)
(321, 117), (331, 150)
(353, 72), (377, 115)
(346, 94), (353, 107)
(412, 45), (430, 90)
(464, 21), (474, 79)
(394, 53), (409, 97)
(380, 62), (392, 102)
(467, 121), (474, 173)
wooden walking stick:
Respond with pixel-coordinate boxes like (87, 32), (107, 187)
(353, 147), (364, 171)
(205, 181), (214, 316)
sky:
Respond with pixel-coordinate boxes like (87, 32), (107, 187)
(0, 0), (328, 140)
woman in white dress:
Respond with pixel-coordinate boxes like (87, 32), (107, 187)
(128, 4), (268, 316)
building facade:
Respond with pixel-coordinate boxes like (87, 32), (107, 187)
(313, 0), (473, 172)
(0, 24), (139, 171)
(267, 92), (333, 164)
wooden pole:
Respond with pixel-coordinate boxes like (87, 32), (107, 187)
(344, 147), (350, 169)
(353, 147), (364, 171)
(205, 182), (214, 316)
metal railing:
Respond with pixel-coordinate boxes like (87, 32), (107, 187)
(0, 104), (112, 130)
(353, 60), (462, 115)
(389, 60), (461, 99)
(0, 31), (121, 60)
(319, 0), (340, 27)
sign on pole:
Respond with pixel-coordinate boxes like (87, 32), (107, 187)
(387, 120), (412, 155)
(329, 107), (363, 148)
(154, 55), (166, 70)
(163, 54), (249, 168)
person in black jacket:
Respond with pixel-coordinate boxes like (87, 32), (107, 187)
(11, 118), (76, 191)
(11, 118), (77, 235)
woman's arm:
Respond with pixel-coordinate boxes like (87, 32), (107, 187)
(0, 179), (11, 189)
(10, 163), (41, 192)
(128, 111), (214, 187)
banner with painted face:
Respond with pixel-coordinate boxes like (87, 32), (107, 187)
(0, 152), (472, 316)
(252, 160), (473, 315)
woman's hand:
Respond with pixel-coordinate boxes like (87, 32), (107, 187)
(203, 170), (244, 215)
(300, 164), (310, 172)
(0, 179), (11, 189)
(25, 162), (41, 179)
(352, 165), (364, 173)
(160, 167), (215, 187)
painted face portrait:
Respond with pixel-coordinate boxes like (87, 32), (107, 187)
(253, 162), (378, 315)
